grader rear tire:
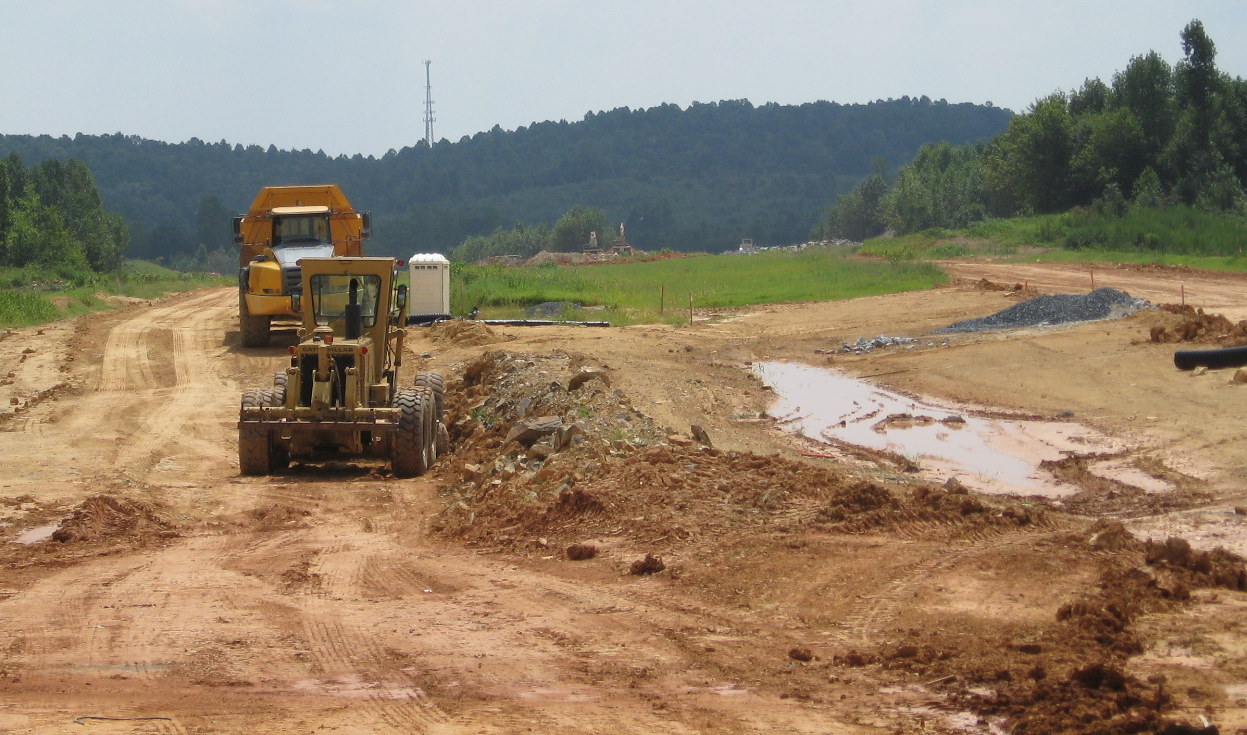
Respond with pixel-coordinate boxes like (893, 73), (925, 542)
(392, 387), (435, 478)
(414, 371), (445, 417)
(239, 388), (286, 474)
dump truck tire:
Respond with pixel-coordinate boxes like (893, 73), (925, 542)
(240, 295), (271, 348)
(414, 371), (445, 417)
(392, 387), (434, 478)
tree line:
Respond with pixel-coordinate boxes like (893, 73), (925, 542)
(0, 153), (127, 275)
(0, 98), (1009, 264)
(816, 20), (1247, 241)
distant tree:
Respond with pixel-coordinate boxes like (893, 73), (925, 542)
(195, 195), (229, 249)
(3, 183), (89, 272)
(983, 94), (1075, 213)
(1167, 19), (1225, 203)
(551, 205), (607, 252)
(1069, 78), (1111, 116)
(1131, 166), (1165, 207)
(815, 173), (887, 241)
(882, 142), (988, 233)
(1112, 51), (1176, 160)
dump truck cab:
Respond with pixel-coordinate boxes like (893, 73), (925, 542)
(238, 257), (444, 479)
(235, 185), (371, 347)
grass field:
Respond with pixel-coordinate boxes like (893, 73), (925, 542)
(860, 206), (1247, 269)
(451, 247), (948, 325)
(0, 261), (231, 328)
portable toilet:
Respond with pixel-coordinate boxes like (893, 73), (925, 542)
(408, 253), (451, 316)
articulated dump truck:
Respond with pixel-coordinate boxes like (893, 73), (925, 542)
(235, 185), (370, 347)
(237, 257), (446, 478)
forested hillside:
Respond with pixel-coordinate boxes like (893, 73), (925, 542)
(819, 20), (1247, 251)
(0, 154), (127, 275)
(0, 98), (1009, 262)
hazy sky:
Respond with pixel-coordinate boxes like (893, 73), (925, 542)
(2, 1), (1244, 157)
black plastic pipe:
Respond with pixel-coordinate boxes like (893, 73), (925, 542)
(1174, 345), (1247, 370)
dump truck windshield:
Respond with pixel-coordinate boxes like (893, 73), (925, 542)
(310, 274), (381, 328)
(274, 215), (331, 246)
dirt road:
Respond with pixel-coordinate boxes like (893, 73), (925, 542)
(0, 261), (1245, 733)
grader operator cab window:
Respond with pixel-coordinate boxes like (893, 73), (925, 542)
(273, 214), (331, 246)
(310, 274), (382, 329)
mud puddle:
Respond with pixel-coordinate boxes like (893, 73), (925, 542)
(1127, 506), (1247, 556)
(753, 361), (1126, 497)
(14, 521), (60, 544)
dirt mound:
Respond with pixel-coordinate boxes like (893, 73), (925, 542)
(434, 351), (1049, 550)
(51, 495), (178, 543)
(241, 504), (313, 531)
(1148, 303), (1247, 345)
(426, 320), (511, 347)
(956, 277), (1034, 293)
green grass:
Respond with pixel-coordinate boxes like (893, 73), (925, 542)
(0, 260), (231, 328)
(860, 206), (1247, 270)
(451, 248), (948, 325)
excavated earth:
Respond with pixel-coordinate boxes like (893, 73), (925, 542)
(1, 260), (1246, 734)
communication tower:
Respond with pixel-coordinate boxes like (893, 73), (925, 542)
(423, 60), (436, 147)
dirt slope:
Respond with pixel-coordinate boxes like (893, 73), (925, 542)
(0, 261), (1244, 733)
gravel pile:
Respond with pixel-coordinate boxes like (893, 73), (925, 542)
(935, 288), (1151, 334)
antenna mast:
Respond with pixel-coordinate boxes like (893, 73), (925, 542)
(423, 60), (435, 147)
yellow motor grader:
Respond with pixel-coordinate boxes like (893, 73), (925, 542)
(237, 257), (445, 477)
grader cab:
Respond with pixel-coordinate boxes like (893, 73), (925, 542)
(237, 257), (444, 478)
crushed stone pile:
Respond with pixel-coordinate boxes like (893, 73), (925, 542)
(935, 287), (1151, 334)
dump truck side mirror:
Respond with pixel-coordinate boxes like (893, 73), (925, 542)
(396, 284), (408, 312)
(361, 212), (372, 239)
(232, 215), (243, 244)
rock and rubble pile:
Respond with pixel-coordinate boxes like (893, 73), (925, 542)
(935, 288), (1151, 334)
(830, 334), (949, 354)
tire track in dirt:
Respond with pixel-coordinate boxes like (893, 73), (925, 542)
(110, 291), (235, 473)
(835, 525), (1071, 644)
(301, 617), (448, 732)
(0, 559), (150, 667)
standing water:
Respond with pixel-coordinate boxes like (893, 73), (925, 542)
(753, 361), (1123, 497)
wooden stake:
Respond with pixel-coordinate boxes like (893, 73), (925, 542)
(660, 284), (665, 314)
(1181, 283), (1185, 306)
(1090, 269), (1095, 290)
(689, 295), (694, 325)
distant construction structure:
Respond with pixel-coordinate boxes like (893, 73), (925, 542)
(423, 60), (436, 147)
